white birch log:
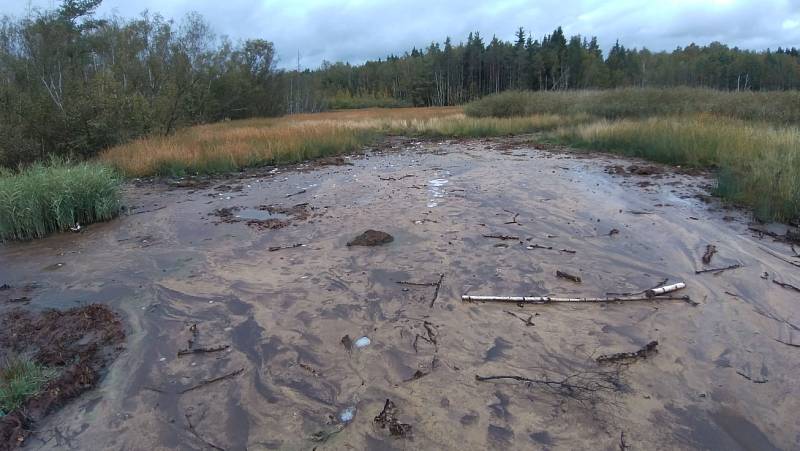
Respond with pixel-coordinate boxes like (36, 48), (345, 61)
(461, 282), (687, 304)
(644, 282), (686, 297)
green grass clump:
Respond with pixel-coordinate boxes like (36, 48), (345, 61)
(465, 88), (800, 125)
(0, 160), (122, 241)
(556, 116), (800, 221)
(0, 357), (57, 416)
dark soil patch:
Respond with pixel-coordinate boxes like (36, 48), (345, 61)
(0, 305), (125, 450)
(347, 230), (394, 247)
(212, 203), (313, 230)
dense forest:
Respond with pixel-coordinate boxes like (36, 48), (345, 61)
(311, 29), (800, 108)
(1, 0), (799, 166)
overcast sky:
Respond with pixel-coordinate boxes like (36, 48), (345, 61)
(4, 0), (800, 69)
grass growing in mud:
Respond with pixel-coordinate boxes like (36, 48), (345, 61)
(556, 116), (800, 221)
(0, 357), (56, 415)
(465, 89), (800, 221)
(0, 160), (121, 241)
(101, 107), (586, 177)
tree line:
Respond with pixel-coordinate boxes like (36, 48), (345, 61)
(307, 27), (800, 108)
(2, 1), (799, 167)
(0, 0), (285, 166)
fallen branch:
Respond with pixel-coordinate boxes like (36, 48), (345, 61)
(185, 411), (225, 451)
(483, 234), (519, 241)
(702, 244), (717, 265)
(462, 282), (695, 305)
(430, 273), (444, 308)
(475, 369), (622, 403)
(759, 246), (800, 268)
(775, 338), (800, 348)
(556, 270), (582, 283)
(268, 243), (304, 252)
(527, 244), (577, 254)
(597, 341), (658, 364)
(179, 368), (245, 394)
(285, 189), (306, 197)
(695, 264), (741, 275)
(773, 279), (800, 293)
(735, 370), (768, 384)
(503, 210), (520, 225)
(177, 345), (230, 357)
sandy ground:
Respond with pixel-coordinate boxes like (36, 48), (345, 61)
(1, 137), (799, 450)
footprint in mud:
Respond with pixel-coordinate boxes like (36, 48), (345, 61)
(460, 411), (480, 426)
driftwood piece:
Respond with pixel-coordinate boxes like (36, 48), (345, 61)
(556, 270), (581, 283)
(177, 345), (230, 357)
(462, 282), (694, 305)
(695, 264), (741, 275)
(597, 341), (658, 364)
(483, 234), (519, 241)
(179, 368), (245, 394)
(773, 279), (800, 293)
(760, 246), (800, 268)
(268, 243), (303, 252)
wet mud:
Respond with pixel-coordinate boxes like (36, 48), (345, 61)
(1, 137), (799, 449)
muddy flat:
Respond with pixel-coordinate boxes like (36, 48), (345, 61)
(1, 138), (798, 450)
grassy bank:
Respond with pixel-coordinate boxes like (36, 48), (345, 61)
(101, 107), (588, 176)
(0, 357), (56, 415)
(0, 161), (121, 241)
(465, 88), (800, 125)
(555, 116), (800, 221)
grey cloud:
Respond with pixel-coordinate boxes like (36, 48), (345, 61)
(3, 0), (799, 68)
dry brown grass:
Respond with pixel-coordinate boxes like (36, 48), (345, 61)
(106, 106), (581, 176)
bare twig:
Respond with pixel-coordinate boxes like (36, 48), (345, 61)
(177, 345), (230, 357)
(695, 264), (741, 275)
(285, 189), (306, 197)
(430, 273), (444, 308)
(775, 338), (800, 348)
(556, 270), (582, 283)
(773, 279), (800, 293)
(597, 341), (658, 364)
(735, 370), (768, 383)
(475, 368), (623, 403)
(503, 210), (520, 225)
(759, 246), (800, 268)
(179, 368), (245, 394)
(185, 411), (225, 451)
(483, 234), (519, 241)
(268, 243), (304, 252)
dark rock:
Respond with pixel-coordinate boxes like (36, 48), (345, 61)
(347, 230), (394, 246)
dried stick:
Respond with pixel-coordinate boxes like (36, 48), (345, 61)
(180, 368), (244, 394)
(430, 273), (444, 308)
(695, 264), (741, 275)
(773, 279), (800, 293)
(483, 234), (519, 240)
(177, 345), (230, 357)
(462, 282), (692, 305)
(268, 243), (303, 252)
(185, 412), (225, 451)
(759, 246), (800, 268)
